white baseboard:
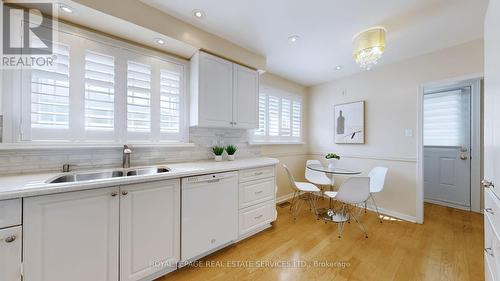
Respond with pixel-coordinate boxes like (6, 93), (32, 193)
(276, 192), (418, 223)
(424, 198), (471, 211)
(276, 193), (295, 204)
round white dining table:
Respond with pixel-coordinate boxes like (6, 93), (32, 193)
(306, 163), (362, 223)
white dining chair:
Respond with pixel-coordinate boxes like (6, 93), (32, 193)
(329, 177), (371, 238)
(283, 164), (321, 220)
(365, 167), (388, 223)
(305, 160), (334, 192)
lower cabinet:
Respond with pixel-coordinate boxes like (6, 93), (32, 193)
(120, 180), (180, 281)
(0, 226), (22, 281)
(23, 179), (180, 281)
(23, 187), (120, 281)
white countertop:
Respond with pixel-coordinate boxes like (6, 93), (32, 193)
(0, 157), (279, 200)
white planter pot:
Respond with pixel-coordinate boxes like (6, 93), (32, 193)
(227, 154), (235, 161)
(327, 159), (337, 169)
(215, 155), (223, 162)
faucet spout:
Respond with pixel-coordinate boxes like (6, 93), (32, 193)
(123, 145), (132, 168)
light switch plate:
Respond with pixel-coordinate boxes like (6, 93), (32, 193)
(404, 128), (413, 137)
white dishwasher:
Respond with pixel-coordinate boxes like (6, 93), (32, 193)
(181, 171), (238, 262)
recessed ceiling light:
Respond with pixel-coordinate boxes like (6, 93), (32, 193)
(335, 65), (343, 70)
(59, 4), (73, 14)
(193, 9), (205, 19)
(154, 38), (165, 45)
(288, 35), (300, 43)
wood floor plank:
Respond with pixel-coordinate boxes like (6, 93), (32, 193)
(158, 202), (484, 281)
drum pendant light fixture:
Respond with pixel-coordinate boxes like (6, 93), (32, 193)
(352, 26), (386, 70)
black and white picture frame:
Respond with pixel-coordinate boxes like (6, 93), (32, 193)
(334, 101), (365, 144)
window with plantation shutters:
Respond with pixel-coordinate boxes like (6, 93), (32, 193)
(160, 70), (181, 135)
(127, 61), (152, 133)
(85, 51), (115, 131)
(15, 22), (187, 144)
(30, 43), (70, 131)
(252, 86), (303, 143)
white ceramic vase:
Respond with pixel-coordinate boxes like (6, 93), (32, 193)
(227, 154), (235, 161)
(215, 155), (223, 162)
(327, 159), (337, 169)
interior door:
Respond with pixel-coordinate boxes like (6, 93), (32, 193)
(423, 87), (471, 208)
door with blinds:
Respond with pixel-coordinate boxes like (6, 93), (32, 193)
(423, 86), (471, 209)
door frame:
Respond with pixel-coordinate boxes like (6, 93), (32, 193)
(417, 74), (483, 223)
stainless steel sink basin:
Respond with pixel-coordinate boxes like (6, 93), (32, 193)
(126, 167), (170, 176)
(47, 166), (170, 183)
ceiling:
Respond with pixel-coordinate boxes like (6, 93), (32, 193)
(141, 0), (488, 86)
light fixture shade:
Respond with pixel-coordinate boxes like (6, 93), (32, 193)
(352, 27), (386, 70)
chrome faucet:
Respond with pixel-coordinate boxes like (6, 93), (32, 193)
(123, 145), (132, 168)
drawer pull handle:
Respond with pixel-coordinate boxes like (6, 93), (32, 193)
(122, 191), (129, 196)
(111, 192), (118, 197)
(255, 190), (263, 194)
(3, 235), (16, 243)
(485, 247), (494, 257)
(254, 172), (264, 176)
(485, 208), (495, 215)
(254, 215), (263, 220)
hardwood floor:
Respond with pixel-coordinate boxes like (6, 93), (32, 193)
(158, 202), (484, 281)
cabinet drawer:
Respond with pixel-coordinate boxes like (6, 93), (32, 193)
(239, 202), (275, 235)
(485, 189), (500, 240)
(485, 217), (500, 281)
(239, 166), (275, 183)
(0, 199), (21, 229)
(239, 178), (275, 209)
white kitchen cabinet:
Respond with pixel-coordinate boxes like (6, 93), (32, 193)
(120, 180), (180, 281)
(232, 64), (259, 129)
(23, 187), (120, 281)
(190, 51), (259, 129)
(0, 226), (22, 281)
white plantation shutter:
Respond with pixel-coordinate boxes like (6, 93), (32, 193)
(424, 89), (470, 146)
(127, 61), (152, 133)
(160, 69), (180, 135)
(30, 43), (70, 131)
(85, 51), (115, 131)
(292, 100), (301, 138)
(252, 86), (302, 143)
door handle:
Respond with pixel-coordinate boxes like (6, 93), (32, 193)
(485, 208), (495, 215)
(460, 154), (468, 160)
(485, 247), (494, 257)
(483, 180), (495, 188)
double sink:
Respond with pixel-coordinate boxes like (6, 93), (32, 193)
(47, 167), (170, 184)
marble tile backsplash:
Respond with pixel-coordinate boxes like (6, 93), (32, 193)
(0, 128), (261, 175)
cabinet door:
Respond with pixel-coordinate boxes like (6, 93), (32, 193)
(0, 226), (22, 281)
(198, 52), (234, 127)
(120, 180), (180, 281)
(233, 64), (259, 129)
(23, 187), (120, 281)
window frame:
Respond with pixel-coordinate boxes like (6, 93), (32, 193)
(251, 85), (304, 145)
(6, 20), (189, 146)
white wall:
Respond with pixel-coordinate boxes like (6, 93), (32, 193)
(308, 39), (484, 220)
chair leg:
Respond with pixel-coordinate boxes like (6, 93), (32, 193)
(351, 208), (369, 238)
(289, 191), (298, 212)
(337, 204), (348, 238)
(364, 201), (367, 213)
(370, 194), (383, 223)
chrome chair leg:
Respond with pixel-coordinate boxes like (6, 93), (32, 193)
(370, 194), (382, 223)
(351, 207), (369, 238)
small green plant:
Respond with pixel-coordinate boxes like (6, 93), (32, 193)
(325, 153), (340, 160)
(225, 145), (237, 155)
(212, 146), (225, 156)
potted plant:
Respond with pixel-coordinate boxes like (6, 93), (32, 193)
(225, 145), (237, 161)
(212, 146), (225, 162)
(325, 153), (341, 169)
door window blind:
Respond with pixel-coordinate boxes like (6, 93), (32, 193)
(84, 51), (115, 131)
(424, 89), (470, 146)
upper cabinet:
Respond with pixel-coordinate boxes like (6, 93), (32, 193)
(190, 51), (259, 129)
